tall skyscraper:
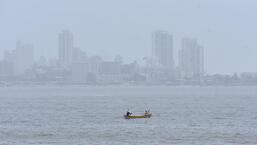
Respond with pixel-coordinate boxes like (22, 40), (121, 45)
(179, 38), (204, 78)
(58, 30), (74, 66)
(14, 41), (34, 75)
(152, 30), (174, 70)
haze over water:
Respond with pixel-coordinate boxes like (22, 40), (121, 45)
(1, 1), (257, 144)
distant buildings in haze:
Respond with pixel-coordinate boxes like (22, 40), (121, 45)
(179, 38), (204, 78)
(151, 30), (204, 81)
(0, 41), (34, 77)
(152, 30), (174, 70)
(14, 41), (34, 75)
(58, 30), (74, 66)
(0, 29), (209, 85)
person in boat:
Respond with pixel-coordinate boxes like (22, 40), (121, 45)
(144, 110), (150, 116)
(126, 111), (132, 116)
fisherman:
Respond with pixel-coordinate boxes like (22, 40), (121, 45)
(126, 111), (132, 116)
(145, 110), (150, 115)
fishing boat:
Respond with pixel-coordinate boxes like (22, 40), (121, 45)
(124, 110), (152, 119)
(124, 114), (152, 119)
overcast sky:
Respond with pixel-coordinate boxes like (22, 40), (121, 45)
(0, 0), (257, 74)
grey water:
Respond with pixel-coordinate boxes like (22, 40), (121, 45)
(0, 86), (257, 145)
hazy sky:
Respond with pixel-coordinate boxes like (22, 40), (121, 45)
(0, 0), (257, 74)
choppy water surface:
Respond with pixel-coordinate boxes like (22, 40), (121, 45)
(0, 86), (257, 145)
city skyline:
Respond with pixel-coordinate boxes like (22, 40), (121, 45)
(1, 29), (205, 74)
(0, 28), (256, 76)
(0, 29), (256, 85)
(1, 1), (257, 74)
(0, 29), (207, 85)
(0, 31), (255, 74)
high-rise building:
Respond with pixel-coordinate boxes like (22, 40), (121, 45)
(14, 41), (34, 75)
(152, 30), (174, 70)
(58, 30), (74, 66)
(179, 38), (204, 78)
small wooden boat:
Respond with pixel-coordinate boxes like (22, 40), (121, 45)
(124, 113), (152, 119)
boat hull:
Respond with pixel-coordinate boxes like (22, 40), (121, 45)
(124, 114), (152, 119)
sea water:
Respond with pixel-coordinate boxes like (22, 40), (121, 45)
(0, 86), (257, 145)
